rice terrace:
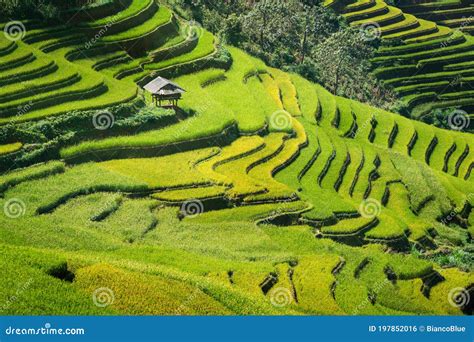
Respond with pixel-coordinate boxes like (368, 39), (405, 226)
(0, 0), (473, 316)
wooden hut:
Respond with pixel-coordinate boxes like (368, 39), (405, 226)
(144, 76), (186, 108)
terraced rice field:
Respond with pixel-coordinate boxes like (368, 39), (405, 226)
(0, 0), (472, 315)
(397, 0), (474, 36)
(330, 0), (474, 128)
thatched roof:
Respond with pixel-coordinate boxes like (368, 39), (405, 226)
(144, 76), (185, 96)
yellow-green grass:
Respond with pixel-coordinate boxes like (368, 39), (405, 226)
(152, 186), (227, 202)
(143, 31), (215, 71)
(0, 58), (57, 87)
(98, 148), (218, 189)
(196, 136), (266, 186)
(374, 35), (474, 65)
(383, 182), (430, 241)
(260, 73), (283, 109)
(0, 161), (65, 192)
(445, 137), (469, 175)
(269, 68), (302, 116)
(378, 29), (461, 55)
(404, 25), (452, 43)
(384, 18), (437, 40)
(343, 0), (389, 22)
(215, 133), (287, 198)
(0, 77), (136, 125)
(85, 0), (155, 28)
(319, 136), (349, 191)
(0, 142), (22, 156)
(190, 201), (309, 224)
(196, 68), (227, 87)
(60, 47), (275, 159)
(246, 119), (307, 201)
(2, 163), (149, 216)
(74, 263), (232, 315)
(350, 7), (404, 28)
(0, 43), (138, 124)
(337, 143), (364, 196)
(292, 255), (344, 314)
(1, 13), (473, 317)
(102, 6), (172, 42)
(0, 245), (111, 315)
(0, 48), (51, 77)
(321, 216), (375, 235)
(0, 45), (34, 70)
(0, 68), (104, 118)
(289, 74), (320, 123)
(0, 68), (79, 103)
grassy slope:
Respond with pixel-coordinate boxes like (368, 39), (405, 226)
(0, 1), (472, 316)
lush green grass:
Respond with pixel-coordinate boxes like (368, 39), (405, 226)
(86, 0), (155, 28)
(102, 6), (172, 42)
(336, 0), (474, 125)
(0, 2), (472, 316)
(143, 31), (215, 70)
(0, 142), (22, 155)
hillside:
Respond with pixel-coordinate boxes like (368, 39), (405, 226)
(330, 0), (474, 126)
(0, 0), (472, 315)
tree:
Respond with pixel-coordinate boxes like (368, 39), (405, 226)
(312, 27), (395, 109)
(162, 0), (399, 109)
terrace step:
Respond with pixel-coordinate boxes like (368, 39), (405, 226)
(82, 0), (158, 37)
(344, 0), (390, 22)
(383, 19), (438, 41)
(350, 7), (405, 28)
(344, 0), (377, 14)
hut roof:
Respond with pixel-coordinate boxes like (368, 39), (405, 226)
(143, 76), (185, 96)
